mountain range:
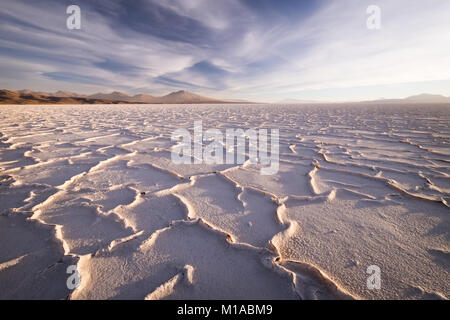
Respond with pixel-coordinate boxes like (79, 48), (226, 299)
(0, 90), (127, 105)
(1, 90), (450, 105)
(367, 94), (450, 103)
(0, 89), (231, 105)
(277, 94), (450, 104)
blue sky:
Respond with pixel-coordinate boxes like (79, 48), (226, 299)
(1, 0), (450, 102)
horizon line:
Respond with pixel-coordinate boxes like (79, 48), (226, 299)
(2, 87), (450, 105)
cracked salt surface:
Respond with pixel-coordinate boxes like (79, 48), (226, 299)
(0, 103), (449, 299)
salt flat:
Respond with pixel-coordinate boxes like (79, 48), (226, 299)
(0, 103), (449, 300)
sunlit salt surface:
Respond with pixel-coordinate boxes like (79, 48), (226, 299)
(0, 103), (449, 300)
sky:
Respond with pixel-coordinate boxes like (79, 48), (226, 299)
(1, 0), (450, 102)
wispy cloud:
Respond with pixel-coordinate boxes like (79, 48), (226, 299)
(0, 0), (449, 100)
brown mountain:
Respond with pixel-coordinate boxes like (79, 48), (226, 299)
(18, 89), (50, 96)
(0, 89), (127, 105)
(88, 91), (131, 101)
(53, 90), (87, 98)
(1, 89), (235, 104)
(87, 89), (225, 103)
(18, 89), (87, 98)
(129, 93), (157, 103)
(155, 90), (223, 103)
(88, 92), (158, 103)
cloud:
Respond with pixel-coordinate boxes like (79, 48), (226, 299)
(0, 0), (449, 100)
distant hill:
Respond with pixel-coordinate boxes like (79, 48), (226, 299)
(128, 93), (157, 103)
(18, 89), (50, 96)
(1, 89), (232, 104)
(53, 90), (87, 98)
(0, 89), (127, 105)
(368, 94), (450, 103)
(88, 90), (225, 104)
(18, 89), (87, 98)
(404, 94), (450, 103)
(277, 94), (450, 104)
(155, 90), (223, 103)
(89, 91), (131, 101)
